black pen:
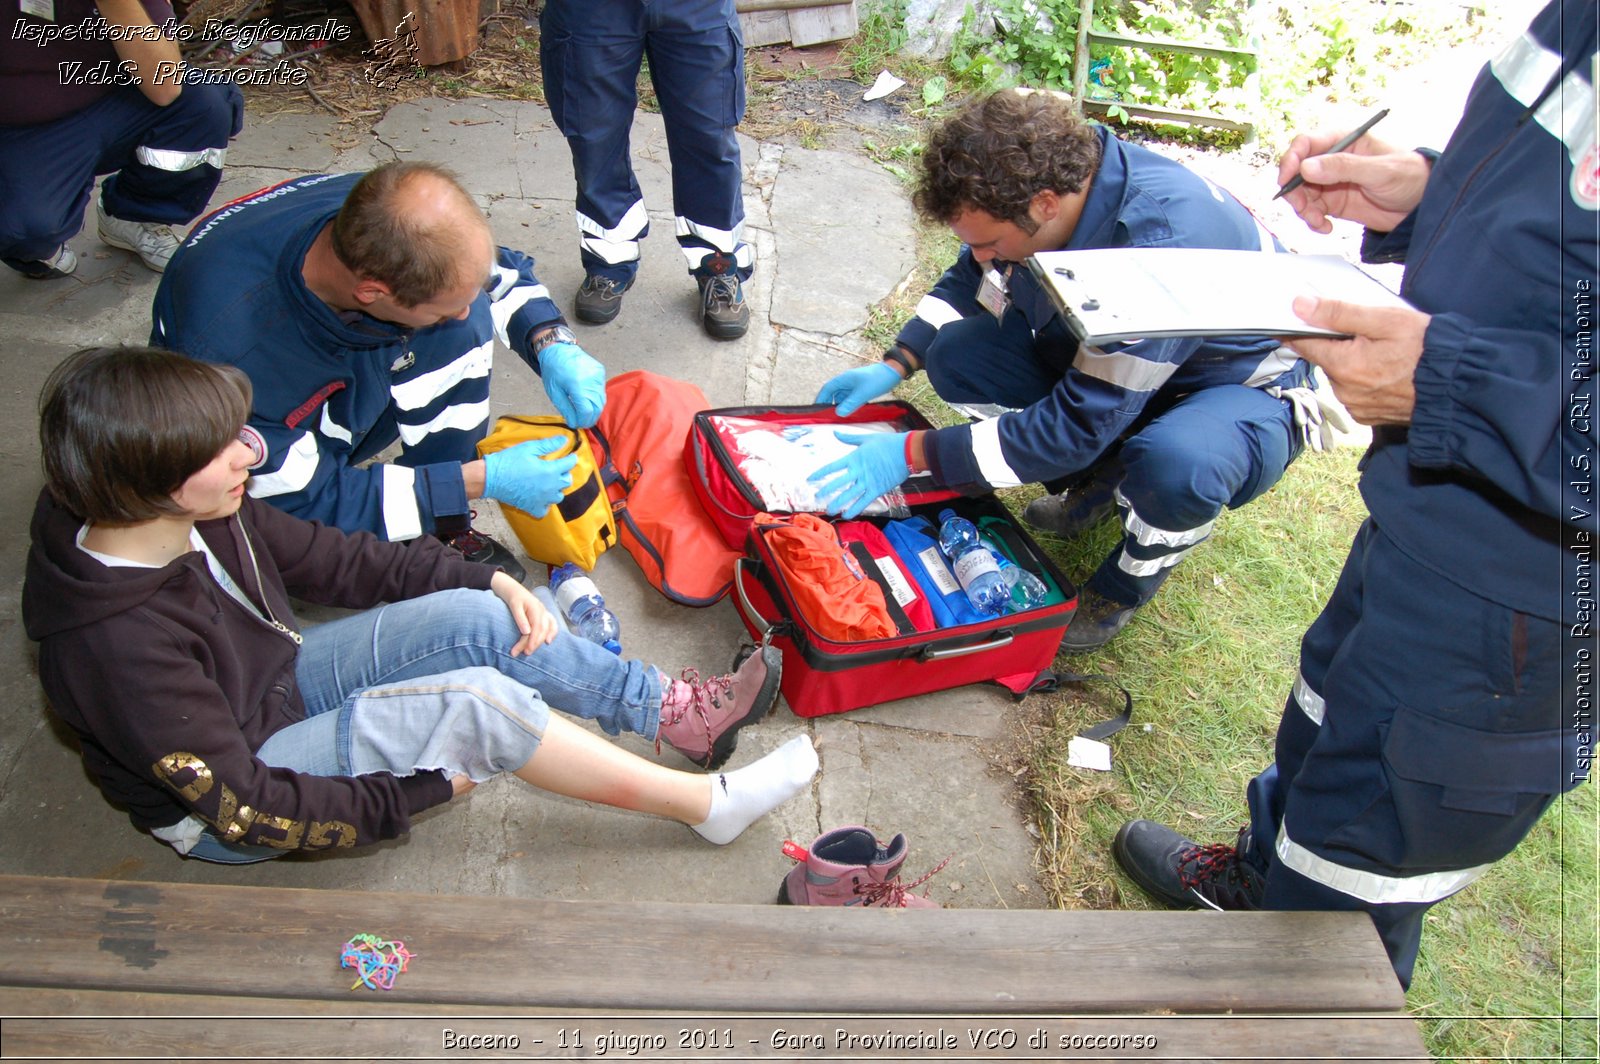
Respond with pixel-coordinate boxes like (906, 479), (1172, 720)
(1273, 108), (1391, 200)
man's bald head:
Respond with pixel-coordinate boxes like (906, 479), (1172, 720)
(331, 162), (494, 309)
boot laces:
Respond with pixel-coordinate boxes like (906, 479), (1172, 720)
(447, 527), (490, 554)
(704, 274), (740, 310)
(854, 854), (952, 907)
(442, 510), (487, 554)
(1176, 842), (1251, 897)
(653, 667), (729, 762)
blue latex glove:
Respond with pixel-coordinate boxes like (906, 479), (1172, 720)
(483, 437), (578, 517)
(537, 341), (606, 429)
(814, 363), (902, 417)
(808, 430), (910, 520)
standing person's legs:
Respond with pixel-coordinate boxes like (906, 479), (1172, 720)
(542, 0), (649, 321)
(642, 0), (751, 337)
(645, 0), (748, 278)
(1117, 521), (1576, 988)
(1246, 525), (1573, 987)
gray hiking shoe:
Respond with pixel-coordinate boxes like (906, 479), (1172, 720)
(696, 253), (749, 340)
(574, 274), (633, 324)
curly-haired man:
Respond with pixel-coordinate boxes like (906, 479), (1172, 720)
(810, 89), (1319, 651)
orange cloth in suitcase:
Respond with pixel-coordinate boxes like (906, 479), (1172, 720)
(753, 513), (897, 642)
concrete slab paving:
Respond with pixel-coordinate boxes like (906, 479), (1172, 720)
(0, 95), (1051, 911)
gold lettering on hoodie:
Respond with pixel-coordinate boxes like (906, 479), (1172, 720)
(151, 751), (352, 850)
(152, 752), (212, 802)
(306, 820), (358, 849)
(250, 811), (305, 849)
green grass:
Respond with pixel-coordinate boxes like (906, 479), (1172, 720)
(882, 296), (1596, 1063)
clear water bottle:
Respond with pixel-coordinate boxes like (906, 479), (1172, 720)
(1000, 564), (1049, 612)
(548, 563), (621, 654)
(936, 509), (1008, 615)
(980, 532), (1049, 613)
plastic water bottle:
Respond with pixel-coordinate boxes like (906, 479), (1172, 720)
(936, 509), (1008, 615)
(981, 533), (1049, 613)
(1000, 564), (1049, 612)
(548, 563), (621, 654)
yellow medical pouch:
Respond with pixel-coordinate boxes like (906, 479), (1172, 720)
(475, 415), (617, 570)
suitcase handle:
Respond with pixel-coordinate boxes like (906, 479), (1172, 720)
(918, 632), (1014, 661)
(733, 558), (777, 639)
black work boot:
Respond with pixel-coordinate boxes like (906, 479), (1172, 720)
(439, 521), (527, 585)
(574, 273), (633, 325)
(1023, 478), (1118, 537)
(1112, 820), (1265, 911)
(1060, 588), (1142, 653)
(696, 253), (749, 340)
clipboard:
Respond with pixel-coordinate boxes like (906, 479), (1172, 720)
(1028, 248), (1414, 344)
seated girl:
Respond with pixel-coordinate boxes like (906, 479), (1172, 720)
(23, 345), (816, 864)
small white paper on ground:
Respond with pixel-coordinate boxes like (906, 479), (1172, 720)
(1067, 735), (1113, 772)
(863, 70), (906, 102)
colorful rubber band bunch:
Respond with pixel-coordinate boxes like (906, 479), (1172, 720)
(339, 933), (415, 991)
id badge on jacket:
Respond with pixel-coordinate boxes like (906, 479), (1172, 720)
(976, 267), (1010, 321)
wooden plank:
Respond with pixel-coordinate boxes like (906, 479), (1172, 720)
(788, 1), (857, 47)
(736, 0), (851, 12)
(1079, 98), (1254, 134)
(0, 994), (1431, 1062)
(0, 875), (1405, 1014)
(739, 8), (793, 47)
(1087, 29), (1257, 63)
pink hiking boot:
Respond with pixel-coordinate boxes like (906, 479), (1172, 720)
(777, 826), (948, 908)
(656, 644), (782, 770)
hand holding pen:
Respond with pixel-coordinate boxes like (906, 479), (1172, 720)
(1276, 110), (1434, 236)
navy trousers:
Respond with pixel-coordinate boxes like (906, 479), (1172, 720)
(0, 83), (242, 266)
(1244, 518), (1578, 988)
(925, 311), (1300, 606)
(540, 0), (750, 283)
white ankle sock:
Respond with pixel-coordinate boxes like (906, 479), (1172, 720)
(692, 734), (818, 845)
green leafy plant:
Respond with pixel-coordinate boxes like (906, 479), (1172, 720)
(948, 0), (1496, 145)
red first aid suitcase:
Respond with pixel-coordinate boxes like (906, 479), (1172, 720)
(688, 404), (1078, 717)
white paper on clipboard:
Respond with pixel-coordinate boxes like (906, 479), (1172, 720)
(1028, 248), (1414, 344)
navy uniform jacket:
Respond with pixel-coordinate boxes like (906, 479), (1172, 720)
(151, 173), (565, 541)
(898, 124), (1305, 493)
(1361, 0), (1597, 624)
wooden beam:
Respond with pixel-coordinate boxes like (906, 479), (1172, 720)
(735, 0), (851, 12)
(0, 874), (1403, 1014)
(0, 990), (1432, 1062)
(1087, 29), (1258, 63)
(1080, 98), (1254, 134)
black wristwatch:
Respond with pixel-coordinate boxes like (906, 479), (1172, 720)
(883, 345), (918, 378)
(531, 324), (578, 356)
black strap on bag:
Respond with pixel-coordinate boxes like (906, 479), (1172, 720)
(996, 669), (1134, 740)
(845, 541), (918, 636)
